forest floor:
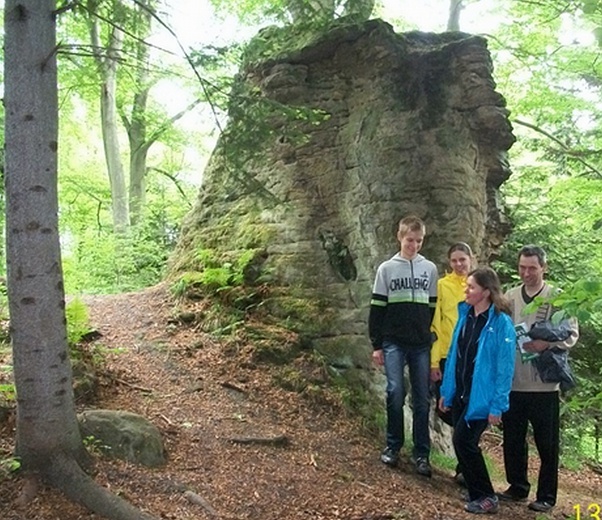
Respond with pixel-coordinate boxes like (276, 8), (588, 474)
(0, 284), (600, 520)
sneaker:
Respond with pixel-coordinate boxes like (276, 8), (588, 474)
(380, 447), (399, 467)
(464, 495), (499, 514)
(497, 487), (528, 502)
(528, 500), (554, 513)
(415, 457), (432, 478)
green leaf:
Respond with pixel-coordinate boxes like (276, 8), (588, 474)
(583, 0), (600, 15)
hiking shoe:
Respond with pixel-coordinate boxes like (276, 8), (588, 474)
(380, 447), (399, 467)
(464, 495), (499, 514)
(528, 500), (554, 513)
(497, 487), (528, 502)
(415, 457), (432, 478)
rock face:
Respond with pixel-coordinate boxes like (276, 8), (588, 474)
(172, 19), (515, 448)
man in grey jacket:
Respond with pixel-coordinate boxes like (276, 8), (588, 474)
(499, 245), (579, 513)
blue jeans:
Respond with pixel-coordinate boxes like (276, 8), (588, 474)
(383, 341), (431, 459)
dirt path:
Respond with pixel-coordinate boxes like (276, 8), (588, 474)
(0, 285), (600, 519)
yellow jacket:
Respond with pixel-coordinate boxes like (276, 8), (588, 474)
(430, 271), (467, 368)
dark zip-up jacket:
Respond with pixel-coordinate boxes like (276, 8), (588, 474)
(369, 253), (438, 349)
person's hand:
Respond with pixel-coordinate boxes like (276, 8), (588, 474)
(372, 349), (384, 366)
(438, 397), (449, 413)
(523, 339), (549, 353)
(430, 367), (442, 382)
(488, 414), (501, 426)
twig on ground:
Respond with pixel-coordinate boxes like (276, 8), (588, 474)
(220, 381), (247, 394)
(158, 413), (175, 426)
(114, 377), (153, 393)
(228, 435), (289, 447)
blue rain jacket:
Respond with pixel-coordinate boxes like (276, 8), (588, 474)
(441, 302), (516, 421)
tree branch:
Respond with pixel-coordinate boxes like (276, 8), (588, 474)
(150, 167), (193, 206)
(513, 118), (602, 179)
(144, 98), (204, 148)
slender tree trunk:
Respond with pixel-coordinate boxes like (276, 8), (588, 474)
(128, 137), (150, 226)
(127, 0), (152, 226)
(89, 0), (129, 233)
(447, 0), (463, 31)
(101, 72), (130, 233)
(4, 4), (159, 518)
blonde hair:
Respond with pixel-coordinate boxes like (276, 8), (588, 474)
(398, 215), (425, 237)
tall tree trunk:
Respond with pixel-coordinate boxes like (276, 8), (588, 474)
(4, 3), (159, 518)
(447, 0), (463, 31)
(128, 135), (150, 226)
(127, 0), (152, 226)
(89, 0), (129, 233)
(101, 69), (130, 233)
(4, 0), (88, 471)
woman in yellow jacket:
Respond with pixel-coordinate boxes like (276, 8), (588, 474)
(430, 243), (473, 483)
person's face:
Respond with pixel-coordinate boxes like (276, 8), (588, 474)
(464, 275), (490, 308)
(518, 254), (546, 289)
(449, 250), (471, 276)
(398, 229), (424, 259)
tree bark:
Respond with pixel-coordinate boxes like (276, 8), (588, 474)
(4, 0), (89, 472)
(4, 2), (159, 518)
(88, 0), (130, 233)
(126, 0), (152, 226)
(447, 0), (463, 31)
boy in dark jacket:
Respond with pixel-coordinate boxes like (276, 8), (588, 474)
(369, 215), (438, 477)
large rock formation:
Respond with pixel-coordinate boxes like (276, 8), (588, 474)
(171, 19), (515, 438)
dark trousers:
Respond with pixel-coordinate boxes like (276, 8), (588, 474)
(452, 400), (493, 500)
(502, 391), (560, 504)
(434, 358), (454, 426)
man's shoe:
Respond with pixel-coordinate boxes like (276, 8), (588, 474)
(380, 447), (399, 467)
(528, 500), (554, 513)
(497, 487), (528, 502)
(415, 457), (432, 478)
(464, 495), (499, 514)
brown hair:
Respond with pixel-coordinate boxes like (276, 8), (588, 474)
(518, 245), (547, 267)
(448, 242), (473, 258)
(398, 215), (425, 237)
(468, 266), (511, 315)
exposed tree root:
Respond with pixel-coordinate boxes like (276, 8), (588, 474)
(44, 454), (159, 520)
(14, 474), (40, 507)
(183, 490), (218, 517)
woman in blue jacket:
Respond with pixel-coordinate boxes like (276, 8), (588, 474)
(439, 267), (516, 515)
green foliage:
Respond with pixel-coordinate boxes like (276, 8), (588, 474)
(0, 383), (15, 403)
(0, 455), (21, 479)
(82, 434), (110, 456)
(208, 0), (375, 25)
(60, 173), (194, 294)
(213, 77), (329, 204)
(171, 247), (266, 299)
(66, 298), (91, 348)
